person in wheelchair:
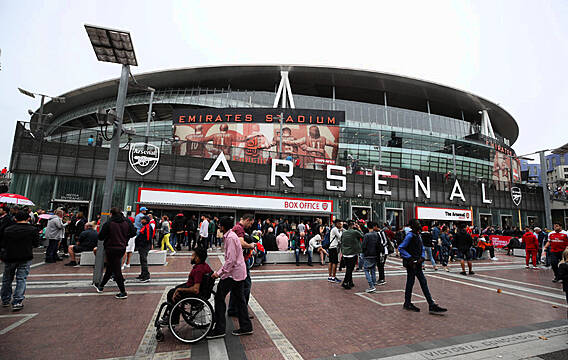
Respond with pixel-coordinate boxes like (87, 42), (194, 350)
(160, 246), (212, 326)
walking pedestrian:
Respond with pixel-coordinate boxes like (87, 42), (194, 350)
(543, 223), (568, 282)
(398, 218), (447, 314)
(228, 214), (255, 319)
(340, 221), (363, 290)
(440, 226), (452, 272)
(94, 208), (136, 298)
(327, 219), (343, 283)
(199, 215), (209, 249)
(208, 217), (253, 339)
(421, 226), (438, 271)
(1, 211), (39, 310)
(522, 227), (539, 269)
(362, 221), (380, 293)
(45, 210), (70, 263)
(136, 216), (154, 282)
(557, 248), (568, 307)
(454, 223), (475, 275)
(160, 216), (175, 254)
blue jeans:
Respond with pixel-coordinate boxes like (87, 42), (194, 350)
(1, 261), (31, 305)
(295, 248), (312, 265)
(424, 247), (436, 267)
(357, 253), (365, 270)
(364, 257), (377, 287)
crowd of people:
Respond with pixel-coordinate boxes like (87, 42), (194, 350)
(1, 202), (567, 322)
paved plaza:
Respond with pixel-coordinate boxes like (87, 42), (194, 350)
(1, 250), (567, 360)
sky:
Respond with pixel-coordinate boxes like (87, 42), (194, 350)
(1, 0), (567, 167)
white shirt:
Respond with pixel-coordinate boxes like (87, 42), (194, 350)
(200, 219), (209, 238)
(330, 227), (343, 249)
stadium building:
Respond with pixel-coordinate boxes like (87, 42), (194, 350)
(9, 65), (545, 229)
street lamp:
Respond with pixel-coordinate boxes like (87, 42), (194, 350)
(18, 87), (65, 133)
(85, 24), (137, 286)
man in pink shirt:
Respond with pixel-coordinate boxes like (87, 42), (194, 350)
(208, 217), (253, 338)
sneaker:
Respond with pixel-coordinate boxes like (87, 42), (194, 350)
(12, 303), (23, 311)
(491, 257), (498, 261)
(525, 265), (530, 269)
(138, 277), (150, 283)
(341, 282), (351, 290)
(365, 287), (376, 293)
(532, 266), (539, 270)
(444, 267), (450, 272)
(115, 292), (128, 299)
(232, 328), (253, 336)
(403, 303), (420, 312)
(2, 302), (10, 307)
(64, 261), (78, 266)
(125, 264), (130, 268)
(460, 271), (467, 276)
(376, 280), (387, 286)
(552, 278), (559, 283)
(171, 251), (176, 256)
(333, 277), (342, 283)
(206, 330), (226, 339)
(429, 304), (448, 315)
(93, 284), (103, 293)
(327, 277), (334, 282)
(469, 271), (475, 275)
(121, 264), (126, 270)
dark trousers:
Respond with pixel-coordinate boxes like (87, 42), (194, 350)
(59, 236), (69, 254)
(138, 244), (150, 278)
(214, 278), (252, 333)
(100, 248), (126, 293)
(342, 256), (357, 285)
(551, 251), (563, 279)
(45, 239), (60, 261)
(199, 236), (208, 249)
(229, 267), (251, 314)
(476, 246), (495, 259)
(404, 264), (434, 306)
(377, 254), (386, 282)
(166, 283), (192, 324)
(189, 232), (197, 249)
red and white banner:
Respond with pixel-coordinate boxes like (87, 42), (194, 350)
(138, 188), (333, 214)
(473, 234), (511, 248)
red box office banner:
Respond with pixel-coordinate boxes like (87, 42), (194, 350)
(172, 108), (343, 169)
(473, 234), (512, 248)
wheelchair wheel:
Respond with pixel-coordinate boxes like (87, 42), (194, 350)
(169, 297), (214, 343)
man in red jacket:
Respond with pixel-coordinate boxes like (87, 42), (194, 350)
(522, 227), (539, 269)
(543, 223), (568, 282)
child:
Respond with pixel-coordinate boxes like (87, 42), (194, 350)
(558, 248), (568, 307)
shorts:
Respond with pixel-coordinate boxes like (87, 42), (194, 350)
(126, 236), (136, 253)
(456, 249), (474, 261)
(329, 248), (339, 264)
(73, 245), (94, 254)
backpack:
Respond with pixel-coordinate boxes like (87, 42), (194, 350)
(322, 230), (331, 249)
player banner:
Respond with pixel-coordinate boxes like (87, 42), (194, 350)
(172, 108), (344, 169)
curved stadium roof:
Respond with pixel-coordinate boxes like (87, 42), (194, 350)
(32, 64), (519, 144)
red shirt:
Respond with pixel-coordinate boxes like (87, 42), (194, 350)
(548, 232), (568, 253)
(232, 223), (245, 238)
(522, 232), (538, 250)
(187, 262), (212, 287)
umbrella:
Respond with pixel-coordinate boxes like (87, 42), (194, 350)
(0, 193), (35, 206)
(39, 214), (52, 220)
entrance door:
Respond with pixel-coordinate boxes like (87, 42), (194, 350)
(480, 214), (492, 229)
(50, 200), (90, 219)
(501, 215), (513, 229)
(386, 208), (402, 229)
(351, 206), (371, 222)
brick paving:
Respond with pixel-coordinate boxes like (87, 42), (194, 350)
(0, 251), (566, 359)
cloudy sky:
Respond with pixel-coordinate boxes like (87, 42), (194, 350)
(1, 0), (567, 166)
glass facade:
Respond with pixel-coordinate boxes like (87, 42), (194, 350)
(46, 87), (503, 181)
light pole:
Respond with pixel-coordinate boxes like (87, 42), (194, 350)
(18, 88), (65, 134)
(85, 24), (138, 286)
(518, 149), (554, 230)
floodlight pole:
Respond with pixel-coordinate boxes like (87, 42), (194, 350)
(145, 88), (155, 142)
(539, 150), (553, 229)
(93, 64), (130, 286)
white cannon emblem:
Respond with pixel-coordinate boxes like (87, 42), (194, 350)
(129, 143), (160, 176)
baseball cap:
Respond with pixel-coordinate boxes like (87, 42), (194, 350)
(140, 207), (148, 211)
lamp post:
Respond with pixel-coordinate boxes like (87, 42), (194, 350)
(85, 24), (138, 286)
(18, 88), (65, 134)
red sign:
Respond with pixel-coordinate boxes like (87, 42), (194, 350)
(474, 234), (511, 248)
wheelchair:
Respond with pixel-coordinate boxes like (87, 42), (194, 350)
(154, 272), (216, 343)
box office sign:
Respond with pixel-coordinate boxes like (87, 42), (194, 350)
(138, 188), (333, 214)
(172, 108), (343, 169)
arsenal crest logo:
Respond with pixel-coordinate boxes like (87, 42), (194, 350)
(129, 143), (160, 176)
(511, 187), (522, 207)
(322, 203), (329, 211)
